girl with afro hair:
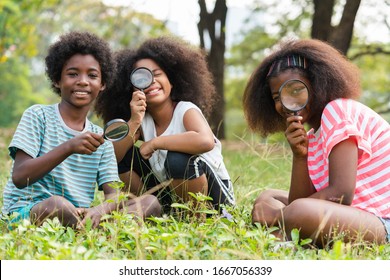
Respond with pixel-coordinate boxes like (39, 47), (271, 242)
(95, 36), (235, 212)
(243, 38), (390, 247)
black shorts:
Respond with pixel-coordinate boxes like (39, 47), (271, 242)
(118, 147), (235, 211)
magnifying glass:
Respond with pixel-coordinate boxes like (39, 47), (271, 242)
(279, 79), (309, 115)
(103, 119), (129, 142)
(130, 67), (154, 91)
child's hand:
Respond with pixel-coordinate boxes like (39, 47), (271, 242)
(130, 90), (147, 126)
(285, 115), (308, 158)
(68, 132), (104, 155)
(139, 139), (155, 159)
(75, 207), (86, 218)
(77, 207), (103, 229)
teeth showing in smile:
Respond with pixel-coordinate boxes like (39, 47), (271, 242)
(149, 89), (159, 94)
(74, 91), (88, 96)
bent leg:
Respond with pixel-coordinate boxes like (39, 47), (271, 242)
(170, 176), (208, 203)
(165, 151), (208, 203)
(165, 151), (235, 210)
(30, 195), (80, 227)
(120, 171), (143, 195)
(122, 194), (162, 219)
(118, 146), (160, 194)
(252, 189), (289, 226)
(283, 198), (387, 247)
(120, 169), (170, 213)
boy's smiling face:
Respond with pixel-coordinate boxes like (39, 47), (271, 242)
(55, 54), (105, 109)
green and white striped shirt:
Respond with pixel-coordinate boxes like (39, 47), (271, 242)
(2, 104), (119, 214)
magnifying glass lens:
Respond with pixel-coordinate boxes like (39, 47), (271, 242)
(279, 80), (309, 113)
(103, 119), (129, 142)
(130, 67), (154, 90)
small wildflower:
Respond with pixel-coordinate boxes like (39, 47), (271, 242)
(221, 209), (233, 221)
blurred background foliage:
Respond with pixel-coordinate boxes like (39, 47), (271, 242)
(0, 0), (389, 139)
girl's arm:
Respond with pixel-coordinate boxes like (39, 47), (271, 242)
(111, 120), (141, 162)
(12, 132), (104, 188)
(285, 116), (316, 203)
(309, 138), (358, 205)
(113, 90), (145, 162)
(289, 155), (316, 202)
(140, 108), (215, 159)
(286, 115), (358, 204)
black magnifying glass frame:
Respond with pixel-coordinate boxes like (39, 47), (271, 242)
(278, 79), (309, 115)
(130, 67), (154, 91)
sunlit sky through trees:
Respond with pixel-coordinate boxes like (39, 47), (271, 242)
(103, 0), (390, 45)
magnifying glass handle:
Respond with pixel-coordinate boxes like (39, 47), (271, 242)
(290, 111), (302, 124)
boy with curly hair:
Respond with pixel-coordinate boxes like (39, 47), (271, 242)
(2, 31), (161, 229)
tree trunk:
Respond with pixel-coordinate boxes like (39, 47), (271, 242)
(330, 0), (361, 54)
(311, 0), (334, 41)
(312, 0), (361, 55)
(197, 0), (227, 139)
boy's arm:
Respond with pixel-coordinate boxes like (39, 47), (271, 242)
(12, 132), (104, 188)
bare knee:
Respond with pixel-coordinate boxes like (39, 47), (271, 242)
(125, 194), (162, 219)
(254, 189), (288, 203)
(32, 195), (71, 214)
(170, 175), (208, 203)
(283, 199), (314, 226)
(252, 189), (288, 226)
(31, 195), (78, 226)
(283, 198), (388, 246)
(142, 194), (162, 217)
(282, 198), (327, 243)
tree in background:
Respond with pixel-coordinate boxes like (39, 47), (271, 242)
(312, 0), (360, 54)
(0, 0), (170, 127)
(1, 0), (389, 129)
(197, 0), (227, 139)
(0, 0), (58, 127)
(226, 0), (390, 131)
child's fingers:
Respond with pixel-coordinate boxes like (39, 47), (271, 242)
(89, 132), (105, 144)
(76, 207), (86, 217)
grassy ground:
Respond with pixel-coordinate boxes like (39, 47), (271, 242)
(0, 125), (389, 260)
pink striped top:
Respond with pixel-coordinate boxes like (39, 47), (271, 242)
(307, 98), (390, 218)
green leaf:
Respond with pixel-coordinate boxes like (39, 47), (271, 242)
(290, 228), (300, 244)
(170, 203), (191, 211)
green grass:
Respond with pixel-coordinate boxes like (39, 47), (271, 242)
(0, 126), (389, 260)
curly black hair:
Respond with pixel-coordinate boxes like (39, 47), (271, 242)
(243, 38), (361, 137)
(95, 35), (216, 123)
(45, 31), (115, 96)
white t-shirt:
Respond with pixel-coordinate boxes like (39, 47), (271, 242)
(141, 101), (230, 182)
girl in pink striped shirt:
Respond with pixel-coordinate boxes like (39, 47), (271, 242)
(243, 38), (390, 248)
